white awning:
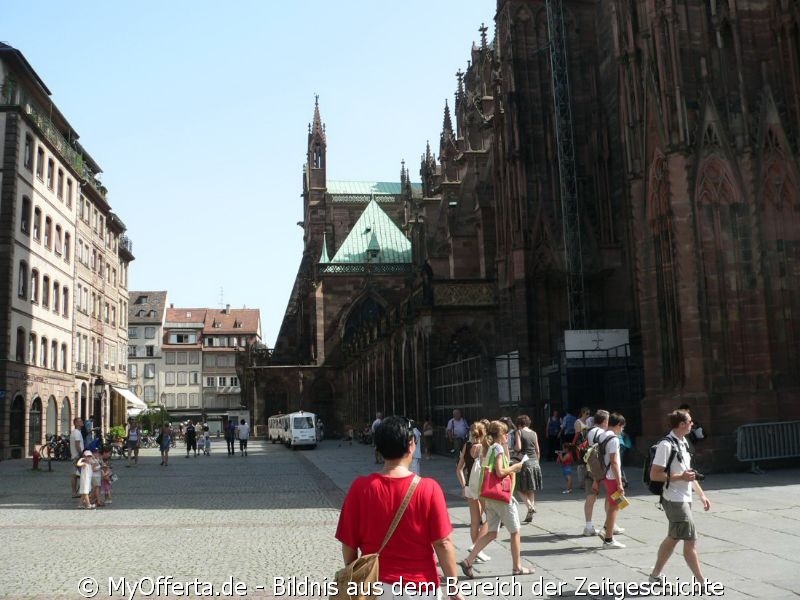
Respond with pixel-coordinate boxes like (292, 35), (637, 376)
(112, 386), (148, 410)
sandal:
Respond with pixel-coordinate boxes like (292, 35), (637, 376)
(524, 508), (534, 523)
(512, 566), (535, 576)
(459, 560), (475, 579)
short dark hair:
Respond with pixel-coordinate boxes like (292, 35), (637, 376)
(608, 412), (626, 428)
(374, 416), (414, 459)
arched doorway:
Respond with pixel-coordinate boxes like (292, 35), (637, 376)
(29, 397), (43, 455)
(60, 397), (71, 436)
(10, 394), (25, 458)
(46, 395), (57, 437)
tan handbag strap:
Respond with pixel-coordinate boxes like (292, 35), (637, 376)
(377, 475), (420, 554)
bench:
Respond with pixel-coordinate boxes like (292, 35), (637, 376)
(735, 420), (800, 473)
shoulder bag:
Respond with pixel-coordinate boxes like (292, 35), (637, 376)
(331, 475), (420, 600)
(480, 447), (515, 503)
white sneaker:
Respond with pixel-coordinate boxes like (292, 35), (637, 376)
(600, 525), (626, 536)
(476, 551), (491, 562)
(582, 526), (598, 537)
(648, 574), (661, 584)
(601, 539), (626, 550)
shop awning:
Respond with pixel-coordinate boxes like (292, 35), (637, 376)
(112, 386), (148, 410)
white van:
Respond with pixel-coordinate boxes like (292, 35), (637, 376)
(282, 411), (317, 449)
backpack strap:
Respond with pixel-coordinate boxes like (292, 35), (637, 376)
(661, 436), (680, 490)
(377, 475), (420, 554)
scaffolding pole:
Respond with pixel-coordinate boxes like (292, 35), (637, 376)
(546, 0), (585, 330)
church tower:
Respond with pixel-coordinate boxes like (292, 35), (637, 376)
(302, 96), (328, 259)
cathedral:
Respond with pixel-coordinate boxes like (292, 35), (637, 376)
(242, 1), (800, 469)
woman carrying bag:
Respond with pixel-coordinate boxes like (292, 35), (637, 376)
(460, 420), (534, 578)
(335, 416), (464, 600)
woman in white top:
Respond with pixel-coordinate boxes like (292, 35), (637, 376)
(460, 420), (533, 578)
(455, 422), (490, 563)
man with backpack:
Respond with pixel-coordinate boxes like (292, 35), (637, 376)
(578, 410), (608, 537)
(598, 412), (627, 549)
(648, 409), (711, 583)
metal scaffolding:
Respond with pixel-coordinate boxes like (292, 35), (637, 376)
(546, 0), (585, 329)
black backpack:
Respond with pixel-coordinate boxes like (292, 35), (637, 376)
(643, 436), (681, 495)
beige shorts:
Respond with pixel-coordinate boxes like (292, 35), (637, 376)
(484, 498), (521, 534)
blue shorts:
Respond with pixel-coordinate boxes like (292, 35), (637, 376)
(562, 465), (573, 476)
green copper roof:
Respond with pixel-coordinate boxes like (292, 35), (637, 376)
(329, 200), (411, 264)
(326, 180), (423, 202)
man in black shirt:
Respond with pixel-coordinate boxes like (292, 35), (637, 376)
(185, 421), (197, 458)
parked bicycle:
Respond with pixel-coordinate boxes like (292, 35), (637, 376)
(41, 434), (72, 461)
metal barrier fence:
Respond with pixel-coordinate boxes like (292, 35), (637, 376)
(735, 421), (800, 473)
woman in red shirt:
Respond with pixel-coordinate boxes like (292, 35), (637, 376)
(336, 416), (463, 599)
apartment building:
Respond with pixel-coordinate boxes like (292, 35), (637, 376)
(161, 307), (205, 423)
(126, 291), (167, 407)
(0, 43), (134, 458)
(202, 306), (261, 430)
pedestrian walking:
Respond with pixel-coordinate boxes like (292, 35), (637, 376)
(446, 409), (469, 457)
(238, 419), (250, 456)
(70, 417), (85, 498)
(185, 421), (197, 457)
(580, 410), (609, 536)
(126, 418), (141, 467)
(514, 415), (543, 521)
(225, 420), (236, 456)
(159, 423), (172, 466)
(648, 409), (711, 583)
(599, 413), (626, 549)
(460, 420), (533, 578)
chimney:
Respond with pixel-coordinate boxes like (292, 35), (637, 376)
(226, 304), (230, 314)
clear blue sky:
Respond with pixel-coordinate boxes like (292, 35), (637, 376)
(4, 1), (495, 345)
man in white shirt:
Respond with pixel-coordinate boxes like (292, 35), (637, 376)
(600, 413), (626, 549)
(237, 419), (250, 457)
(581, 410), (608, 536)
(649, 409), (711, 583)
(70, 418), (85, 497)
(446, 409), (469, 457)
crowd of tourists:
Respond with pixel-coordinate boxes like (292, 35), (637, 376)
(335, 406), (712, 600)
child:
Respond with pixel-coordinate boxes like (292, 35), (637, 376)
(100, 448), (114, 505)
(76, 450), (95, 509)
(557, 443), (576, 493)
(203, 432), (211, 456)
(90, 448), (104, 506)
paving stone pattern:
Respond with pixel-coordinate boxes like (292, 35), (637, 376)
(0, 441), (798, 600)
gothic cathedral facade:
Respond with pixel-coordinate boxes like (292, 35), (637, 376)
(245, 1), (800, 469)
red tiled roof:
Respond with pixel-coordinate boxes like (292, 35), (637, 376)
(165, 308), (207, 324)
(203, 308), (261, 336)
